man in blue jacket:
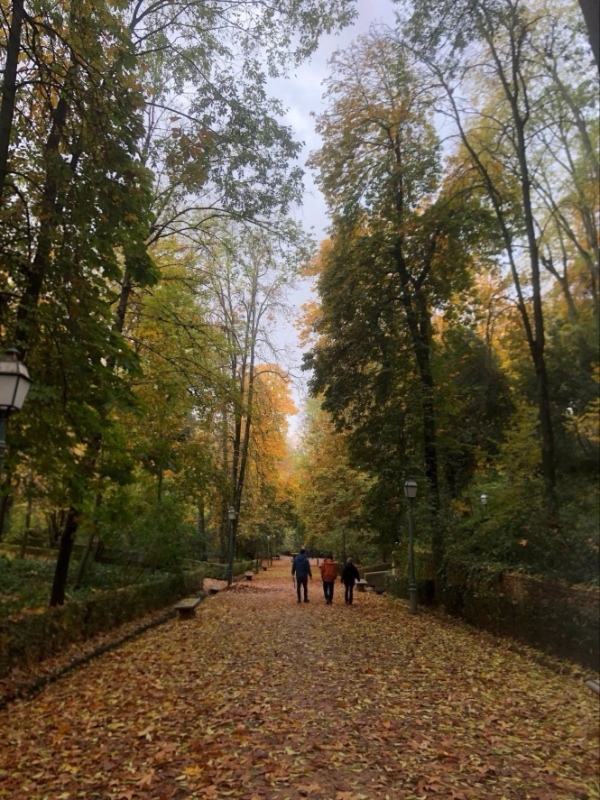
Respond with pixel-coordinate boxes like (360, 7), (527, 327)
(292, 548), (312, 603)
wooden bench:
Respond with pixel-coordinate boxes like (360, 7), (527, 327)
(174, 597), (201, 619)
(585, 680), (600, 696)
(245, 571), (254, 580)
(364, 570), (391, 594)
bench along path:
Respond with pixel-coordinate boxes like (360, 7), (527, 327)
(0, 562), (597, 800)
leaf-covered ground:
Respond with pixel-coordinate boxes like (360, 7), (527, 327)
(0, 561), (598, 800)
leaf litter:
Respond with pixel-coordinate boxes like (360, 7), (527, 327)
(0, 560), (597, 799)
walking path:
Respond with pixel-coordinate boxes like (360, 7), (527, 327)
(0, 561), (597, 799)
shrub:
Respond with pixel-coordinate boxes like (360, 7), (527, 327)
(0, 560), (254, 678)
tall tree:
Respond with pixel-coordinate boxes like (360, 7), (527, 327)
(404, 0), (598, 518)
(306, 33), (495, 562)
(202, 222), (309, 560)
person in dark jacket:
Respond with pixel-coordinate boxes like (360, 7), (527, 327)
(340, 557), (360, 605)
(292, 548), (312, 602)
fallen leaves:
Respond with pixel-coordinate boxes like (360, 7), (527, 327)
(0, 561), (597, 800)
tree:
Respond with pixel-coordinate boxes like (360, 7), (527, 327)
(107, 0), (357, 342)
(0, 0), (354, 600)
(296, 400), (373, 561)
(404, 0), (598, 517)
(305, 33), (496, 563)
(202, 222), (308, 562)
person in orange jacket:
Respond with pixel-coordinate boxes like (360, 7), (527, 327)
(319, 553), (338, 604)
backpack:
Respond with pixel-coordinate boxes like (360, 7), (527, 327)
(320, 560), (337, 581)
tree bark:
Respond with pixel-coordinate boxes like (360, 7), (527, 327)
(0, 484), (12, 541)
(578, 0), (599, 70)
(0, 0), (25, 199)
(49, 507), (79, 607)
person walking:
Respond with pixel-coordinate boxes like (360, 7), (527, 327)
(341, 557), (360, 605)
(292, 548), (312, 603)
(320, 553), (338, 604)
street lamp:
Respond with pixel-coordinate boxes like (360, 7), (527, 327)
(266, 534), (271, 566)
(0, 348), (32, 476)
(403, 478), (418, 615)
(480, 493), (488, 520)
(226, 505), (237, 586)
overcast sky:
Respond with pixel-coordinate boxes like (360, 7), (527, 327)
(275, 0), (398, 241)
(269, 0), (398, 434)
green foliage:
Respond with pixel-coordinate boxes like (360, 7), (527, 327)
(0, 567), (208, 679)
(129, 497), (194, 570)
(302, 3), (598, 589)
(446, 492), (599, 586)
(0, 554), (163, 617)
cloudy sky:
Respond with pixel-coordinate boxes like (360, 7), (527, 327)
(269, 0), (398, 433)
(275, 0), (398, 240)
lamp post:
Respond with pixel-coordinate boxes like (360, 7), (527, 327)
(480, 493), (488, 520)
(266, 534), (271, 566)
(404, 478), (418, 615)
(226, 505), (237, 586)
(0, 348), (32, 476)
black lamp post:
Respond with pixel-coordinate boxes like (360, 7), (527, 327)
(404, 478), (418, 615)
(266, 534), (271, 566)
(226, 505), (237, 586)
(0, 348), (32, 476)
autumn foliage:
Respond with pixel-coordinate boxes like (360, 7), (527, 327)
(0, 561), (597, 800)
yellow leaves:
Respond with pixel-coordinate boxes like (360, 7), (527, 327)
(59, 762), (79, 774)
(182, 764), (202, 777)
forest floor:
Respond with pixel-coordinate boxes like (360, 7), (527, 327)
(0, 560), (598, 800)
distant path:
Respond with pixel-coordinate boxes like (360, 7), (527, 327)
(0, 560), (597, 799)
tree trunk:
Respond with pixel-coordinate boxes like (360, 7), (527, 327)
(0, 0), (24, 199)
(49, 507), (79, 607)
(435, 42), (558, 518)
(73, 533), (95, 590)
(18, 528), (29, 559)
(157, 465), (163, 503)
(18, 490), (33, 558)
(198, 497), (205, 538)
(0, 479), (11, 541)
(504, 30), (558, 518)
(196, 498), (207, 560)
(393, 242), (441, 511)
(578, 0), (599, 69)
(15, 72), (75, 354)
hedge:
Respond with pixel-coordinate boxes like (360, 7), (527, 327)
(386, 574), (436, 606)
(0, 560), (255, 679)
(440, 565), (599, 672)
(387, 551), (599, 671)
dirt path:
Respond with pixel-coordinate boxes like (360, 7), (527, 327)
(0, 561), (597, 799)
